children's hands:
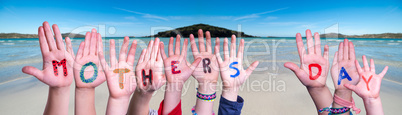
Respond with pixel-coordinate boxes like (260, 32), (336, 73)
(135, 38), (165, 93)
(22, 21), (74, 88)
(99, 37), (137, 99)
(330, 39), (359, 90)
(284, 29), (329, 88)
(160, 35), (201, 84)
(344, 55), (388, 100)
(73, 29), (106, 88)
(190, 29), (219, 84)
(216, 35), (259, 101)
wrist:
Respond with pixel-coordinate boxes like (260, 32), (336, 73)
(334, 90), (353, 101)
(198, 82), (217, 94)
(75, 87), (95, 94)
(49, 86), (70, 94)
(222, 87), (238, 102)
(363, 96), (381, 105)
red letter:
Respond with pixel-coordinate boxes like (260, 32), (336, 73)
(52, 59), (67, 76)
(171, 61), (181, 74)
(362, 75), (373, 90)
(308, 64), (322, 80)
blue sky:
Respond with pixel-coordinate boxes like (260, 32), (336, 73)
(0, 0), (401, 37)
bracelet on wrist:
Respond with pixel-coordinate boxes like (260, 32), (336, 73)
(196, 88), (216, 102)
(191, 106), (215, 115)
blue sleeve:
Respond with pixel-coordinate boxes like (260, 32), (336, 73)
(218, 95), (244, 115)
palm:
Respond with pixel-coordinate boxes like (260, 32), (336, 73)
(22, 22), (74, 88)
(284, 30), (329, 88)
(190, 30), (220, 83)
(73, 29), (106, 88)
(330, 39), (359, 90)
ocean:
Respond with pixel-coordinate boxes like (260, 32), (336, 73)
(0, 37), (401, 85)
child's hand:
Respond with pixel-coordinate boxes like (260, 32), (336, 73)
(331, 39), (359, 91)
(22, 21), (74, 88)
(215, 35), (259, 101)
(190, 29), (220, 84)
(284, 29), (330, 88)
(160, 35), (201, 85)
(99, 37), (137, 99)
(73, 29), (106, 88)
(135, 38), (165, 93)
(344, 55), (388, 100)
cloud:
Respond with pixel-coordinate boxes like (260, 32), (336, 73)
(124, 16), (137, 21)
(234, 7), (288, 21)
(114, 7), (169, 21)
(265, 16), (278, 20)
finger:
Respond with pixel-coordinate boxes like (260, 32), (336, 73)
(76, 42), (85, 59)
(344, 84), (357, 92)
(237, 39), (244, 60)
(43, 21), (57, 51)
(189, 34), (199, 56)
(160, 42), (167, 60)
(230, 35), (236, 58)
(296, 33), (305, 61)
(22, 66), (44, 81)
(119, 37), (130, 62)
(246, 61), (259, 77)
(175, 35), (181, 55)
(38, 26), (49, 54)
(363, 55), (369, 71)
(205, 31), (212, 53)
(168, 37), (174, 56)
(314, 32), (321, 55)
(344, 39), (349, 60)
(332, 51), (338, 67)
(198, 29), (205, 52)
(338, 42), (344, 61)
(190, 58), (202, 70)
(323, 45), (329, 61)
(214, 37), (220, 54)
(152, 38), (160, 60)
(89, 28), (97, 55)
(370, 59), (375, 72)
(180, 39), (188, 60)
(83, 32), (91, 55)
(138, 49), (147, 63)
(349, 42), (356, 60)
(98, 34), (105, 66)
(127, 40), (138, 65)
(65, 37), (75, 58)
(223, 37), (229, 61)
(145, 40), (154, 62)
(379, 66), (388, 78)
(215, 46), (223, 64)
(284, 62), (301, 75)
(52, 24), (65, 50)
(110, 39), (117, 68)
(95, 33), (101, 56)
(355, 60), (363, 74)
(99, 45), (110, 71)
(306, 29), (314, 54)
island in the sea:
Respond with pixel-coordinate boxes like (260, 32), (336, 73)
(0, 33), (86, 38)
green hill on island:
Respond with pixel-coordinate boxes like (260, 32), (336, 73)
(147, 24), (255, 37)
(0, 33), (85, 38)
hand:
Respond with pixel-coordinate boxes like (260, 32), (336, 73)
(344, 55), (388, 100)
(99, 37), (137, 99)
(190, 29), (220, 84)
(73, 28), (106, 88)
(284, 29), (330, 88)
(215, 35), (259, 101)
(160, 35), (201, 84)
(22, 21), (74, 88)
(331, 39), (359, 91)
(135, 38), (165, 94)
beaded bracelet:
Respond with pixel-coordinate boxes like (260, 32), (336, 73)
(319, 106), (351, 115)
(196, 89), (216, 102)
(191, 106), (215, 115)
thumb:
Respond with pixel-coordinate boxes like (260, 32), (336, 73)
(284, 62), (301, 74)
(246, 61), (259, 76)
(344, 84), (357, 92)
(22, 66), (44, 81)
(190, 58), (202, 71)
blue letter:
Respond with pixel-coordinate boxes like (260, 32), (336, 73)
(338, 67), (352, 85)
(229, 62), (240, 78)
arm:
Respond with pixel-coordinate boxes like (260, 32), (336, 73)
(189, 30), (220, 115)
(99, 37), (138, 115)
(284, 29), (332, 114)
(344, 56), (388, 115)
(159, 35), (201, 114)
(73, 28), (106, 115)
(127, 38), (166, 115)
(22, 21), (74, 115)
(215, 35), (259, 115)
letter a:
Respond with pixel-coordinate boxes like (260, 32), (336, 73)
(337, 67), (352, 85)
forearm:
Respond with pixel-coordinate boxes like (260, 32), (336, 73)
(332, 90), (353, 115)
(195, 82), (217, 115)
(44, 86), (70, 115)
(363, 97), (383, 115)
(307, 86), (332, 115)
(106, 96), (130, 115)
(162, 82), (183, 114)
(75, 88), (96, 115)
(127, 90), (153, 115)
